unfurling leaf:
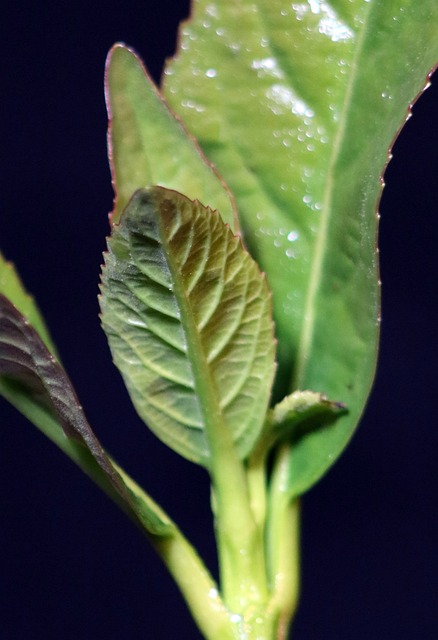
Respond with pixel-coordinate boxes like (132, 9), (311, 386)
(100, 186), (276, 467)
(255, 390), (346, 460)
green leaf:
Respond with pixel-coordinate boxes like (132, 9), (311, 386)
(105, 44), (238, 230)
(268, 390), (346, 451)
(163, 0), (438, 494)
(250, 389), (345, 469)
(0, 293), (173, 536)
(100, 186), (276, 467)
(0, 252), (57, 355)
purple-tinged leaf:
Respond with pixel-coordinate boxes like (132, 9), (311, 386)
(0, 293), (173, 536)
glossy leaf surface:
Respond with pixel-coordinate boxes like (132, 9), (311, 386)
(0, 291), (172, 536)
(163, 0), (438, 495)
(100, 186), (275, 467)
(105, 44), (237, 229)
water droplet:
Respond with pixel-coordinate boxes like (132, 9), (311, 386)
(181, 99), (204, 113)
(229, 42), (241, 53)
(206, 3), (219, 17)
(230, 613), (242, 624)
(251, 57), (284, 79)
(265, 84), (313, 118)
(205, 68), (217, 78)
(287, 230), (299, 242)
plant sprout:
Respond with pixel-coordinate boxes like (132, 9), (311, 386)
(1, 2), (437, 638)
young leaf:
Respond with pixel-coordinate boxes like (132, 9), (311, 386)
(256, 390), (346, 459)
(0, 252), (57, 355)
(105, 44), (238, 230)
(0, 293), (173, 537)
(100, 186), (276, 468)
(163, 0), (438, 495)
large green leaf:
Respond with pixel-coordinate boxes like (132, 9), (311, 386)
(100, 186), (275, 468)
(163, 0), (438, 495)
(105, 44), (238, 229)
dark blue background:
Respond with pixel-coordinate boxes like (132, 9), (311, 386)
(1, 2), (437, 638)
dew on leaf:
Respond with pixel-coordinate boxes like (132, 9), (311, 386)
(205, 3), (218, 18)
(287, 231), (299, 242)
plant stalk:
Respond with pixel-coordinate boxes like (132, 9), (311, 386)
(266, 444), (301, 638)
(153, 531), (237, 640)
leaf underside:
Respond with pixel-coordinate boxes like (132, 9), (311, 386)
(100, 186), (276, 467)
(163, 0), (438, 495)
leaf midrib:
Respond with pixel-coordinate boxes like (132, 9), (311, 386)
(291, 0), (372, 391)
(156, 206), (230, 466)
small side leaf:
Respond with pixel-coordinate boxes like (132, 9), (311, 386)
(0, 293), (173, 536)
(271, 390), (346, 445)
(253, 390), (345, 460)
(100, 186), (276, 467)
(105, 44), (238, 230)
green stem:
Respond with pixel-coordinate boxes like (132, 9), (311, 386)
(246, 447), (268, 529)
(211, 437), (269, 614)
(266, 444), (301, 638)
(153, 532), (237, 640)
(157, 211), (269, 616)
